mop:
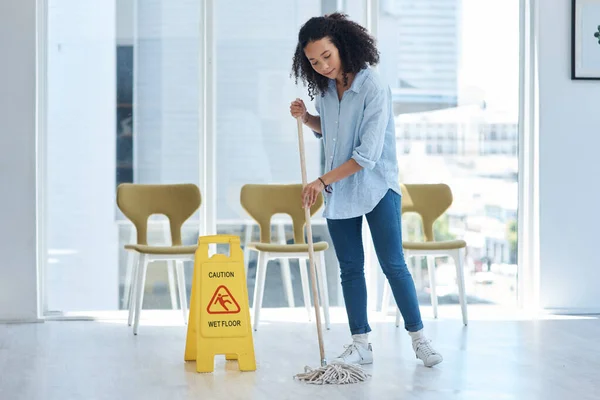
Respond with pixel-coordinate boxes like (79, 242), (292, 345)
(293, 116), (370, 385)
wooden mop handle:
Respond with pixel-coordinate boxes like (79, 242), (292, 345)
(296, 116), (327, 366)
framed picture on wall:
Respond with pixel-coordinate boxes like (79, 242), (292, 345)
(572, 0), (600, 79)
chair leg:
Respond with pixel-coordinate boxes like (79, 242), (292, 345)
(280, 261), (295, 308)
(243, 222), (253, 278)
(252, 252), (268, 331)
(412, 255), (423, 291)
(167, 261), (178, 309)
(176, 260), (188, 324)
(128, 253), (140, 327)
(133, 254), (149, 335)
(427, 256), (439, 319)
(316, 251), (331, 330)
(277, 224), (295, 308)
(452, 249), (468, 326)
(395, 249), (407, 328)
(123, 251), (137, 309)
(299, 258), (312, 321)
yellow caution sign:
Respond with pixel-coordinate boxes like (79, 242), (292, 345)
(185, 235), (256, 373)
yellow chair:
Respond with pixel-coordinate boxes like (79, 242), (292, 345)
(240, 184), (331, 331)
(117, 183), (201, 335)
(381, 183), (468, 326)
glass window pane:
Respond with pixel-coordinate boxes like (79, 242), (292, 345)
(46, 0), (202, 313)
(379, 0), (520, 306)
(215, 1), (346, 309)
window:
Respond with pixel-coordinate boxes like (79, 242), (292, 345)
(214, 1), (340, 309)
(43, 0), (521, 315)
(379, 0), (520, 306)
(116, 46), (133, 187)
(45, 0), (202, 313)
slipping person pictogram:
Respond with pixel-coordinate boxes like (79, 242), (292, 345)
(207, 285), (241, 314)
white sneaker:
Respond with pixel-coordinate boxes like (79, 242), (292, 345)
(413, 338), (443, 367)
(332, 342), (374, 365)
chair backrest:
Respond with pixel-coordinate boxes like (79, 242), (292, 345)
(240, 184), (323, 244)
(116, 183), (201, 246)
(400, 183), (453, 242)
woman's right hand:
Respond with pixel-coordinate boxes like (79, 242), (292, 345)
(290, 98), (308, 123)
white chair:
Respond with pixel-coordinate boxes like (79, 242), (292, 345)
(240, 184), (331, 331)
(121, 220), (188, 312)
(117, 183), (201, 335)
(381, 183), (468, 326)
(242, 220), (298, 309)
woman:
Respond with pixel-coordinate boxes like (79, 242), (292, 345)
(290, 13), (443, 367)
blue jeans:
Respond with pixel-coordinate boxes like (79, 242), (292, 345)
(327, 189), (423, 334)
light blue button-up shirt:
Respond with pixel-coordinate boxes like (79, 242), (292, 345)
(313, 67), (401, 220)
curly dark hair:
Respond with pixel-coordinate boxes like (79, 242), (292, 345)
(291, 13), (380, 100)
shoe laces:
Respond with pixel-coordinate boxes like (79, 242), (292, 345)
(415, 339), (436, 358)
(339, 343), (360, 359)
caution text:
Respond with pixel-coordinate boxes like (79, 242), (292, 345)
(208, 271), (235, 278)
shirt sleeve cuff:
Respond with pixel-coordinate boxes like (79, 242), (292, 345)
(352, 151), (376, 170)
(313, 130), (323, 139)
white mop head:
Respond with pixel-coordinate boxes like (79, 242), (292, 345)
(294, 362), (370, 385)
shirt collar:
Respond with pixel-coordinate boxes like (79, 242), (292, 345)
(327, 67), (370, 94)
(349, 67), (370, 93)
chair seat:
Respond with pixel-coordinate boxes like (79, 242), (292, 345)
(124, 244), (197, 255)
(403, 240), (466, 251)
(248, 241), (329, 253)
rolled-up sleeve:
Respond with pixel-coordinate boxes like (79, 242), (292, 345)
(351, 87), (389, 170)
(312, 95), (323, 139)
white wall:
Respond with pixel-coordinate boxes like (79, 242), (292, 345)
(0, 0), (39, 321)
(538, 0), (600, 312)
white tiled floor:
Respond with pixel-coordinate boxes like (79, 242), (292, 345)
(0, 306), (598, 400)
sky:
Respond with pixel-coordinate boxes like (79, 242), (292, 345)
(458, 0), (520, 113)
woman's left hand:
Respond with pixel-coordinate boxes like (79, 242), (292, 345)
(302, 179), (325, 209)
